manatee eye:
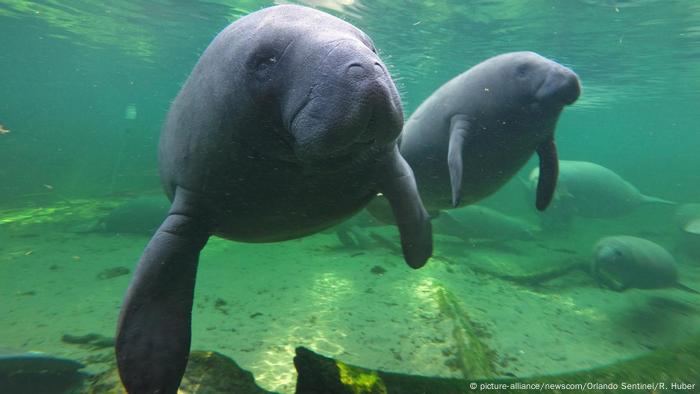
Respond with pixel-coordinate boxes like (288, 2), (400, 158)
(515, 63), (530, 79)
(249, 51), (280, 81)
(256, 56), (277, 74)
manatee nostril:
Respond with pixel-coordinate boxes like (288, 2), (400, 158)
(347, 63), (367, 78)
(373, 63), (384, 74)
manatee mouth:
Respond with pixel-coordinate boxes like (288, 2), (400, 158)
(289, 94), (314, 133)
(288, 93), (385, 162)
(355, 111), (378, 145)
(534, 67), (581, 107)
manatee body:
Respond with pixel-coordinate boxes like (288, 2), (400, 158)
(433, 205), (537, 241)
(399, 51), (580, 213)
(528, 160), (675, 218)
(592, 235), (696, 292)
(95, 196), (170, 234)
(116, 6), (432, 393)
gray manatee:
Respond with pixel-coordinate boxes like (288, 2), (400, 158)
(399, 51), (580, 213)
(79, 195), (170, 235)
(115, 5), (432, 393)
(528, 160), (676, 218)
(592, 235), (697, 293)
(433, 205), (537, 241)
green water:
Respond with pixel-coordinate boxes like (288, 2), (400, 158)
(1, 1), (699, 393)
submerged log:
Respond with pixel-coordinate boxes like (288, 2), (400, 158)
(294, 332), (700, 393)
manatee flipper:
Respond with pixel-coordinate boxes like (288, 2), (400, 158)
(591, 263), (626, 292)
(336, 227), (357, 247)
(641, 194), (677, 206)
(684, 218), (700, 235)
(447, 115), (471, 208)
(535, 138), (558, 211)
(116, 188), (212, 394)
(378, 146), (432, 269)
(675, 283), (700, 295)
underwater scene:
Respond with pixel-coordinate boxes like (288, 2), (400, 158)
(1, 1), (699, 393)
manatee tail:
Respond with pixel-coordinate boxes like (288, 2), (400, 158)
(675, 283), (700, 295)
(641, 194), (677, 205)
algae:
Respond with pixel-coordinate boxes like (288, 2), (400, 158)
(435, 286), (497, 379)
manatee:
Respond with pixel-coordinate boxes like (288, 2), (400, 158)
(0, 348), (85, 394)
(528, 160), (676, 218)
(399, 51), (580, 213)
(592, 235), (698, 293)
(115, 5), (432, 393)
(433, 205), (537, 242)
(75, 195), (170, 235)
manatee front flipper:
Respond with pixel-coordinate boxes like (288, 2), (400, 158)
(378, 146), (432, 269)
(447, 115), (471, 208)
(675, 283), (700, 295)
(641, 194), (677, 206)
(535, 138), (559, 211)
(116, 187), (213, 394)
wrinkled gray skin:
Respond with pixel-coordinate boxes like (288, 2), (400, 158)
(529, 160), (676, 219)
(116, 5), (432, 393)
(400, 51), (580, 214)
(433, 205), (537, 241)
(592, 235), (683, 291)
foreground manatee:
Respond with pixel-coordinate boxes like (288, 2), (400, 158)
(528, 160), (675, 218)
(399, 51), (580, 213)
(116, 5), (432, 393)
(433, 205), (537, 242)
(592, 235), (698, 293)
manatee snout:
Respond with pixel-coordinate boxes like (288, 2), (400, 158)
(535, 63), (581, 106)
(291, 40), (403, 161)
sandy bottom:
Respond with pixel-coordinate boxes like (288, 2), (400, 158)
(1, 199), (699, 393)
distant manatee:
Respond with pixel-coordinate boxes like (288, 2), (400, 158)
(400, 51), (580, 213)
(528, 160), (675, 218)
(592, 235), (698, 293)
(95, 196), (170, 235)
(433, 205), (537, 242)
